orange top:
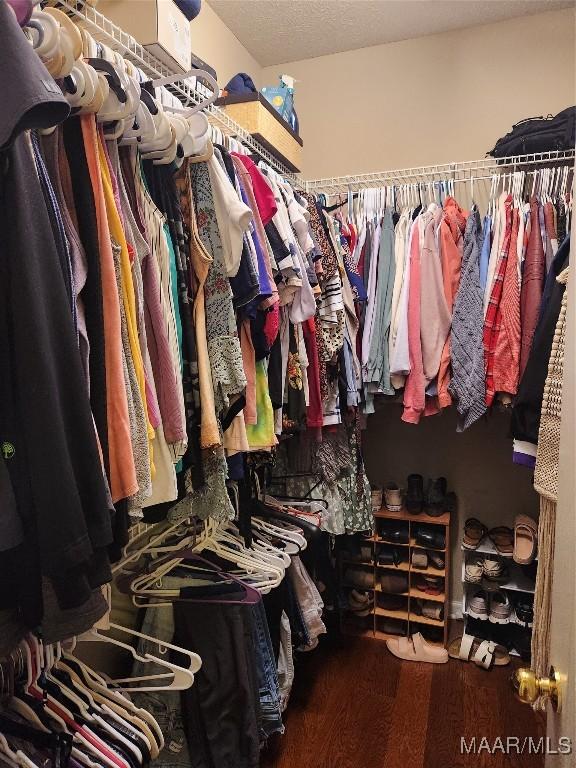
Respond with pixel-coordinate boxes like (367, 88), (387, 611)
(81, 115), (137, 502)
(437, 197), (467, 409)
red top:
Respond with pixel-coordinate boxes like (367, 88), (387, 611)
(232, 154), (277, 225)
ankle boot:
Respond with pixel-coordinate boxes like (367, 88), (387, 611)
(406, 474), (424, 514)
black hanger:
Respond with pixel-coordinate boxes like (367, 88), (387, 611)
(86, 58), (127, 104)
(139, 89), (158, 115)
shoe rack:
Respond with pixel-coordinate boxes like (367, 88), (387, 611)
(339, 507), (451, 647)
(460, 539), (536, 659)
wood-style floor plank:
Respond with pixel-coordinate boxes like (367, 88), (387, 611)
(262, 635), (545, 768)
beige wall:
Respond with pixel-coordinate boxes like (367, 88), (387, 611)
(363, 406), (539, 611)
(262, 8), (576, 179)
(191, 1), (263, 90)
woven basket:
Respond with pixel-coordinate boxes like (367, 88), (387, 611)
(216, 94), (303, 172)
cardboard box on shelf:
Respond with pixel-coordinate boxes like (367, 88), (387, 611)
(97, 0), (191, 73)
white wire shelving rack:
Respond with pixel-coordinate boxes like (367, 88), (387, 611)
(51, 4), (574, 196)
(304, 150), (575, 194)
(57, 0), (303, 186)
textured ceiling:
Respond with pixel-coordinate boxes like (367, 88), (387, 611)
(209, 0), (573, 66)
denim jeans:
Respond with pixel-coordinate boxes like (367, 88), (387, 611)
(251, 600), (284, 740)
(130, 579), (192, 768)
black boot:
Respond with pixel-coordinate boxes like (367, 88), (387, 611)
(425, 477), (448, 517)
(405, 474), (424, 514)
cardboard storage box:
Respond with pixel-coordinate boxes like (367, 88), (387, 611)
(97, 0), (191, 73)
(215, 93), (303, 173)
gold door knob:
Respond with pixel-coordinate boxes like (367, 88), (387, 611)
(511, 666), (565, 712)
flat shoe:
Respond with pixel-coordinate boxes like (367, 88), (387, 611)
(513, 514), (538, 565)
(448, 634), (510, 668)
(387, 632), (448, 664)
(415, 526), (445, 550)
(462, 518), (488, 550)
(487, 526), (514, 557)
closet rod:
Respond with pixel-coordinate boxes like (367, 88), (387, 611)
(304, 149), (575, 193)
(55, 0), (304, 186)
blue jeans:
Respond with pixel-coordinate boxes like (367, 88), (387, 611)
(251, 600), (284, 740)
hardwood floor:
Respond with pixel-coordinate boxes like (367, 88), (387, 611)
(261, 634), (545, 768)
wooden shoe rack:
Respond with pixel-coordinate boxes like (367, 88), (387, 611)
(339, 508), (451, 646)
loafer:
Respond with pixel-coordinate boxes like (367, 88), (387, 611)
(406, 474), (424, 514)
(414, 526), (445, 550)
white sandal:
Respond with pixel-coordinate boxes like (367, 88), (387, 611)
(448, 633), (510, 668)
(386, 632), (448, 664)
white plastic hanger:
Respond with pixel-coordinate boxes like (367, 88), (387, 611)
(79, 622), (201, 691)
(152, 68), (219, 116)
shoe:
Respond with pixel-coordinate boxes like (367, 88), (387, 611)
(414, 526), (445, 550)
(414, 575), (444, 596)
(379, 619), (406, 636)
(411, 549), (428, 569)
(487, 526), (514, 557)
(405, 474), (424, 514)
(508, 624), (532, 662)
(345, 568), (373, 590)
(426, 550), (445, 570)
(386, 632), (448, 664)
(489, 591), (512, 624)
(377, 546), (405, 567)
(462, 518), (488, 550)
(378, 594), (406, 611)
(379, 525), (409, 545)
(513, 514), (538, 565)
(514, 598), (534, 628)
(413, 598), (444, 621)
(371, 488), (383, 513)
(379, 573), (409, 594)
(348, 590), (373, 616)
(467, 590), (489, 620)
(448, 634), (510, 668)
(465, 558), (484, 585)
(350, 589), (371, 606)
(384, 482), (402, 512)
(346, 544), (373, 563)
(424, 477), (447, 517)
(481, 557), (509, 589)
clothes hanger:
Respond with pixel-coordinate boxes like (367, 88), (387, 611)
(132, 550), (265, 607)
(130, 520), (283, 596)
(78, 623), (200, 692)
(59, 648), (164, 753)
(151, 69), (219, 117)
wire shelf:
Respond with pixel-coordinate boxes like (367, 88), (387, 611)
(304, 149), (576, 193)
(56, 0), (303, 185)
